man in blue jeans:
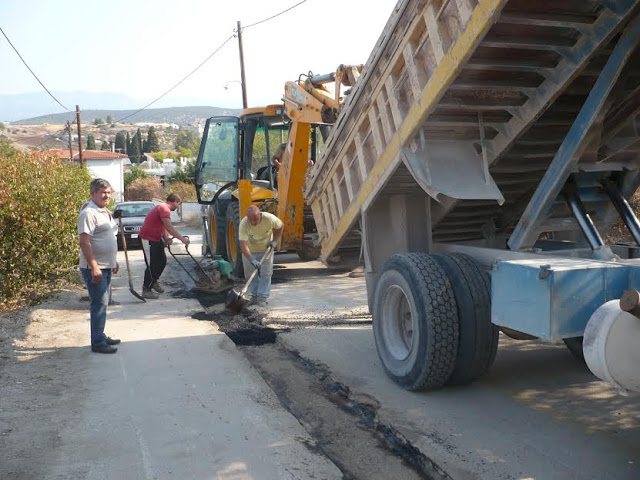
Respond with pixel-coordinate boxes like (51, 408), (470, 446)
(239, 205), (284, 306)
(78, 178), (121, 354)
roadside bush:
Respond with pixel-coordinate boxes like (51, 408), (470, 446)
(0, 144), (91, 308)
(126, 176), (164, 201)
(124, 165), (149, 191)
(166, 181), (196, 202)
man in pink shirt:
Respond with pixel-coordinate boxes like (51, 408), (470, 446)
(139, 193), (190, 299)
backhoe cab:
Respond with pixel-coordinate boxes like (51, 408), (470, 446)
(194, 65), (364, 275)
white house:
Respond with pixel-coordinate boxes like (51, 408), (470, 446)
(45, 149), (130, 201)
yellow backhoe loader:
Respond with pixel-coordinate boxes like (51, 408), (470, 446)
(194, 65), (362, 275)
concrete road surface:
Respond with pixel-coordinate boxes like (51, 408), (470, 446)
(3, 225), (640, 479)
(0, 227), (341, 480)
(259, 252), (640, 480)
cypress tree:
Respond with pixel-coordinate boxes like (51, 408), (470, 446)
(145, 126), (160, 153)
(125, 132), (131, 155)
(130, 130), (143, 163)
(115, 132), (126, 152)
(100, 139), (110, 150)
(86, 134), (96, 150)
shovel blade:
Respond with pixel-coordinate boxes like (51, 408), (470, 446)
(225, 288), (249, 314)
(130, 287), (147, 303)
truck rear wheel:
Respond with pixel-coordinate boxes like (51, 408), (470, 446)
(372, 253), (459, 391)
(225, 202), (244, 277)
(433, 254), (498, 385)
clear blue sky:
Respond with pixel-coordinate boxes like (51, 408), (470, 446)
(0, 0), (395, 114)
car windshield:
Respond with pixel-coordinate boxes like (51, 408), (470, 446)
(116, 203), (153, 217)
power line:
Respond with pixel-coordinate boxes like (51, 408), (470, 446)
(243, 0), (308, 29)
(0, 25), (72, 113)
(6, 0), (311, 128)
(114, 34), (235, 124)
(115, 0), (310, 123)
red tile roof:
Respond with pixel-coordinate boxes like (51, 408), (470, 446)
(44, 149), (129, 160)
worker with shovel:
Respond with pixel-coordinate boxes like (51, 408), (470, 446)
(139, 193), (190, 299)
(78, 178), (121, 354)
(239, 205), (284, 307)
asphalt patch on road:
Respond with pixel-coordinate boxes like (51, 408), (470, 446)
(191, 310), (288, 345)
(242, 344), (452, 480)
(172, 288), (228, 309)
(271, 266), (351, 284)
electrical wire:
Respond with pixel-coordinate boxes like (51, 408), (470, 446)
(0, 26), (72, 113)
(115, 0), (309, 123)
(5, 0), (310, 128)
(114, 34), (235, 124)
(242, 0), (308, 29)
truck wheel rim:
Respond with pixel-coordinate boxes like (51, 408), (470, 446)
(381, 285), (414, 361)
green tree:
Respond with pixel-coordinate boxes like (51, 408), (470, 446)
(166, 159), (196, 184)
(115, 132), (126, 152)
(175, 127), (200, 154)
(124, 165), (149, 191)
(93, 118), (104, 126)
(145, 126), (161, 153)
(125, 132), (131, 154)
(106, 115), (114, 124)
(86, 134), (96, 150)
(176, 146), (193, 158)
(129, 135), (142, 163)
(0, 122), (5, 131)
(100, 139), (110, 150)
(0, 139), (17, 156)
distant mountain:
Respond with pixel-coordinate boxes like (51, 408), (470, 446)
(0, 91), (141, 122)
(14, 106), (242, 126)
(0, 91), (241, 124)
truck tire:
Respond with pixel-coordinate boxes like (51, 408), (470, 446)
(372, 253), (459, 391)
(433, 254), (499, 385)
(225, 202), (244, 277)
(563, 336), (585, 362)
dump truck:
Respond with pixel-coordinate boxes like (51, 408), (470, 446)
(194, 66), (362, 274)
(305, 0), (640, 393)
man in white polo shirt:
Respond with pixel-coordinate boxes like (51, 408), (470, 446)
(238, 205), (283, 306)
(78, 178), (121, 354)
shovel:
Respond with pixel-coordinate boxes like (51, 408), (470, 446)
(225, 246), (273, 314)
(114, 209), (146, 302)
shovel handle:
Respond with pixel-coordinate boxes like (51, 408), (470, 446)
(239, 246), (273, 297)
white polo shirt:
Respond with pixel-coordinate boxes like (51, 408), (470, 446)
(77, 200), (118, 269)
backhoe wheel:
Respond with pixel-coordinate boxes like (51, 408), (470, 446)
(372, 253), (459, 391)
(210, 204), (227, 258)
(297, 242), (321, 262)
(225, 202), (244, 277)
(433, 254), (499, 385)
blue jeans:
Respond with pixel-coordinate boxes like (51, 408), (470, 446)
(81, 268), (111, 346)
(242, 251), (274, 299)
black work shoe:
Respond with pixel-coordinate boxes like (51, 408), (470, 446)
(91, 344), (117, 354)
(151, 282), (165, 293)
(106, 337), (121, 345)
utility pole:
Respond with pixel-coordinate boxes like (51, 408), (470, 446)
(75, 105), (84, 166)
(237, 21), (248, 108)
(66, 121), (74, 162)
